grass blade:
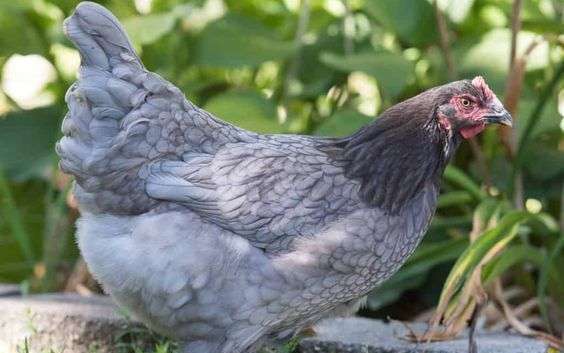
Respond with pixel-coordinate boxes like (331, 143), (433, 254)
(0, 169), (34, 262)
(431, 211), (532, 325)
(537, 232), (564, 333)
(438, 191), (474, 209)
(482, 244), (544, 284)
(444, 166), (485, 200)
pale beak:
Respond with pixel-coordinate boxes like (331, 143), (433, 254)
(484, 100), (513, 127)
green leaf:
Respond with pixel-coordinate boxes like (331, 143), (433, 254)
(430, 215), (472, 230)
(482, 244), (543, 284)
(320, 51), (412, 98)
(315, 109), (373, 137)
(364, 0), (438, 46)
(459, 29), (549, 86)
(0, 106), (63, 180)
(367, 276), (423, 310)
(438, 0), (475, 24)
(443, 166), (485, 200)
(398, 238), (468, 281)
(195, 14), (295, 68)
(297, 31), (346, 99)
(0, 170), (34, 262)
(0, 3), (44, 56)
(516, 96), (560, 143)
(538, 234), (564, 323)
(521, 147), (564, 181)
(522, 19), (564, 35)
(437, 211), (533, 307)
(437, 191), (474, 209)
(204, 90), (280, 133)
(473, 198), (503, 228)
(123, 12), (178, 46)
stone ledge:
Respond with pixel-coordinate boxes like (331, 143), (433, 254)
(0, 284), (21, 297)
(0, 294), (550, 353)
(301, 317), (549, 353)
(0, 293), (152, 353)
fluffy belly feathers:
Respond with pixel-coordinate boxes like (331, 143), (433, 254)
(76, 211), (268, 342)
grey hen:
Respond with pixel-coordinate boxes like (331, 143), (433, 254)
(56, 2), (512, 353)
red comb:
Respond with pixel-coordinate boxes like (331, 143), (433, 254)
(471, 76), (495, 100)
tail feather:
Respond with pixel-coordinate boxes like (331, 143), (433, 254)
(63, 1), (142, 70)
(58, 2), (156, 214)
(57, 2), (241, 215)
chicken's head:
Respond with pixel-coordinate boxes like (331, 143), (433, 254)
(436, 76), (512, 139)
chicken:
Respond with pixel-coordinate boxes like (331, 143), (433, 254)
(56, 2), (512, 352)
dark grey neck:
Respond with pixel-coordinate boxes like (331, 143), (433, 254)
(335, 107), (458, 214)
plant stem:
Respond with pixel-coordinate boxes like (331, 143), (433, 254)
(343, 0), (354, 56)
(433, 0), (455, 80)
(283, 0), (310, 104)
(509, 0), (523, 69)
(503, 0), (523, 208)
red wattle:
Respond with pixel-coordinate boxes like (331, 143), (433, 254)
(460, 124), (485, 139)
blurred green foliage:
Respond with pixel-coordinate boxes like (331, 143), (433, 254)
(0, 0), (562, 332)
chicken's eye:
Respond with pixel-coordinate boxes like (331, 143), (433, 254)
(460, 98), (472, 108)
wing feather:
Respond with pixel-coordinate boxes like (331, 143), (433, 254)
(146, 137), (361, 252)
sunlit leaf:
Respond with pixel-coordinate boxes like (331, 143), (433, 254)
(204, 90), (280, 133)
(437, 0), (475, 24)
(459, 29), (549, 89)
(315, 109), (373, 137)
(320, 51), (413, 98)
(124, 12), (178, 46)
(195, 14), (295, 68)
(364, 0), (438, 46)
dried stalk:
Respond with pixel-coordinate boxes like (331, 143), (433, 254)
(64, 257), (98, 294)
(491, 281), (564, 349)
(501, 38), (543, 158)
(468, 301), (485, 353)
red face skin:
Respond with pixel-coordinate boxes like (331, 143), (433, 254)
(450, 94), (486, 139)
(441, 76), (499, 139)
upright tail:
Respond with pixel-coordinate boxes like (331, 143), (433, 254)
(57, 2), (241, 215)
(63, 1), (143, 72)
(57, 2), (183, 214)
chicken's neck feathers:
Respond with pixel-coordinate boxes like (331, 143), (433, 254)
(335, 105), (458, 214)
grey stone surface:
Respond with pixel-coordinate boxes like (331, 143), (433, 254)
(299, 317), (549, 353)
(0, 294), (550, 353)
(0, 284), (20, 297)
(0, 293), (154, 353)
